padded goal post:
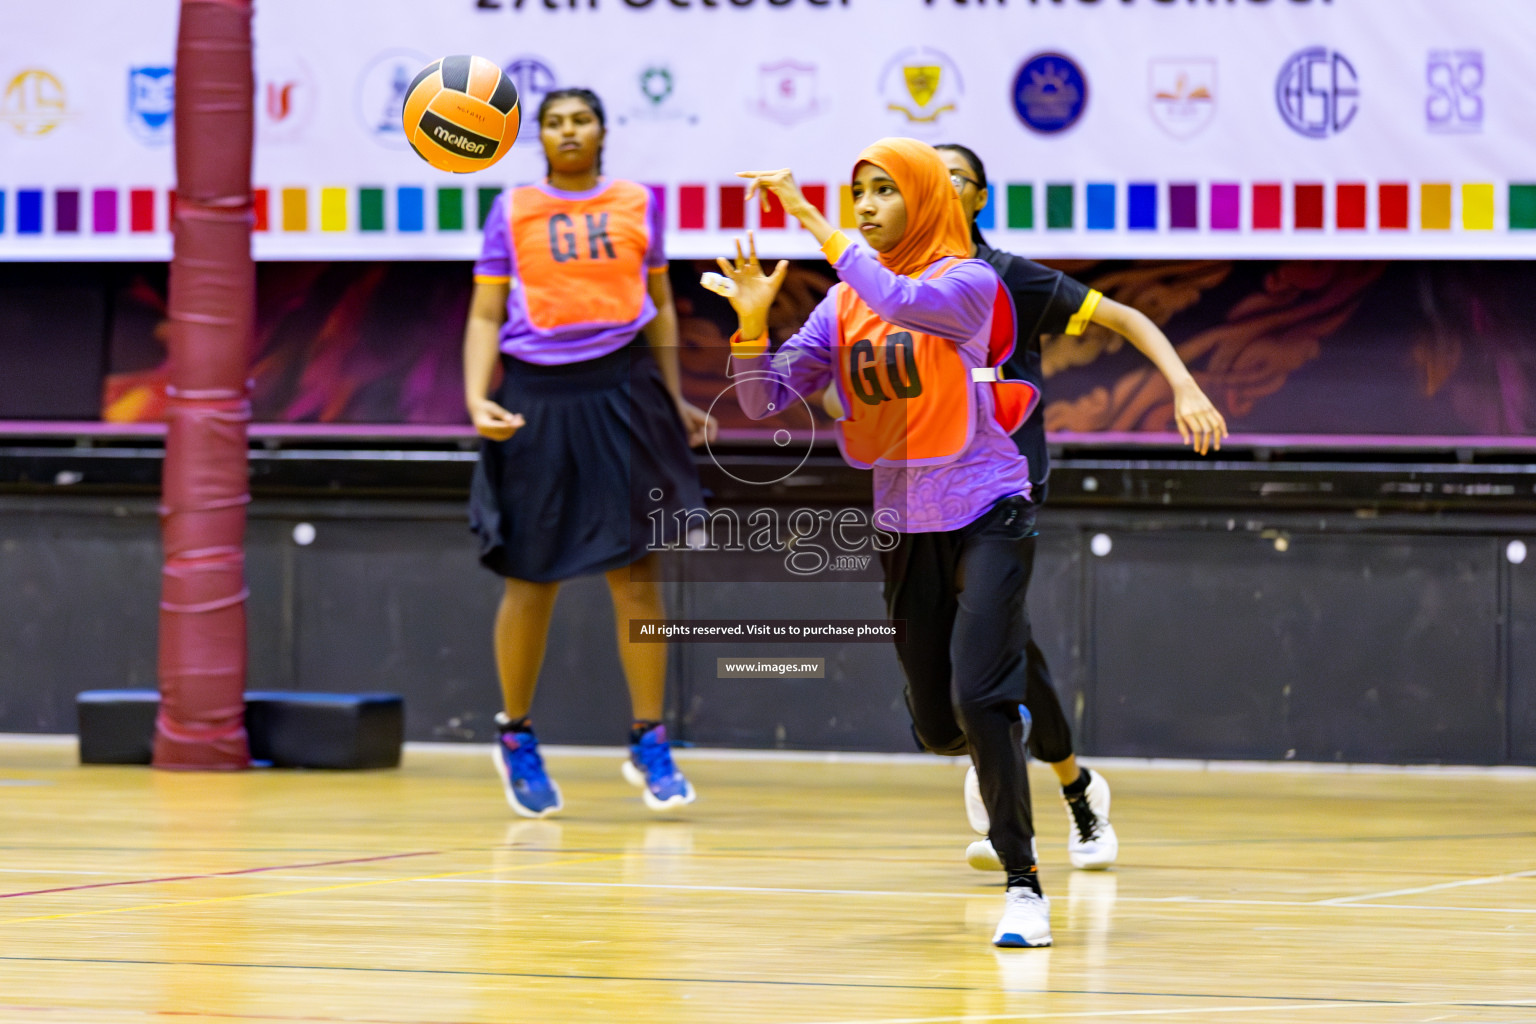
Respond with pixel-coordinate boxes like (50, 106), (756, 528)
(153, 0), (255, 769)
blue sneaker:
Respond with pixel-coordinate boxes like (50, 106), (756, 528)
(492, 713), (563, 818)
(621, 724), (696, 811)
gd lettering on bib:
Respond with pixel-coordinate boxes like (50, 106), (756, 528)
(832, 259), (1038, 469)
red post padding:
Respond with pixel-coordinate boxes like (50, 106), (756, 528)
(154, 0), (255, 769)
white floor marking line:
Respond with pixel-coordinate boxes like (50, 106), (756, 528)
(791, 997), (1536, 1024)
(1317, 867), (1536, 905)
(241, 874), (1536, 914)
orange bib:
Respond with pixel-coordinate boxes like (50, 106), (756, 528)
(832, 259), (1039, 469)
(508, 181), (652, 332)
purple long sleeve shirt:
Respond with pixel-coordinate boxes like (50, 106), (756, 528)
(735, 241), (1033, 533)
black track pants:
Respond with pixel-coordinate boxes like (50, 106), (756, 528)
(881, 496), (1041, 873)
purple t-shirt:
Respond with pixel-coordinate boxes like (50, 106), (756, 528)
(735, 242), (1033, 534)
(473, 179), (668, 365)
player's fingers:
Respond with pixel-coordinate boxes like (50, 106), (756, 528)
(734, 238), (746, 270)
(771, 260), (789, 285)
(1208, 413), (1226, 450)
(1176, 415), (1191, 447)
(748, 231), (760, 267)
(716, 256), (737, 279)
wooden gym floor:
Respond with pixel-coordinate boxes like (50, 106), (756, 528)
(0, 738), (1533, 1023)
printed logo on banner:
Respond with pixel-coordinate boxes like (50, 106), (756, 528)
(356, 50), (431, 149)
(1275, 47), (1358, 139)
(258, 55), (317, 144)
(502, 56), (559, 144)
(0, 69), (71, 137)
(615, 64), (700, 126)
(1011, 53), (1087, 135)
(752, 60), (823, 126)
(127, 66), (174, 145)
(1427, 49), (1483, 134)
(878, 47), (963, 136)
(1149, 59), (1215, 139)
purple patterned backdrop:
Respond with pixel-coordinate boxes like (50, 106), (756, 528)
(79, 258), (1536, 440)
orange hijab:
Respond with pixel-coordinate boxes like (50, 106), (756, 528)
(853, 137), (971, 278)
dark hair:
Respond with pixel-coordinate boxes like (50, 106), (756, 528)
(536, 88), (607, 176)
(934, 143), (989, 248)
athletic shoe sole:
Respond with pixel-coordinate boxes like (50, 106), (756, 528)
(622, 758), (697, 811)
(491, 742), (563, 819)
(993, 930), (1053, 948)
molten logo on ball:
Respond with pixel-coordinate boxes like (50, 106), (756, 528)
(402, 54), (520, 173)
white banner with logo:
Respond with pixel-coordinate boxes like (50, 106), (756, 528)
(2, 0), (1535, 260)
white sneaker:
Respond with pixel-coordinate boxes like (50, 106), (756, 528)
(963, 763), (989, 834)
(966, 838), (1003, 871)
(1065, 769), (1118, 870)
(993, 887), (1052, 948)
(967, 836), (1036, 873)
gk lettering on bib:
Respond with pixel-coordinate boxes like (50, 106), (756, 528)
(508, 181), (652, 331)
(832, 259), (1039, 469)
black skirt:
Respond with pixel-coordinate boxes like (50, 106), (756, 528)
(469, 339), (704, 582)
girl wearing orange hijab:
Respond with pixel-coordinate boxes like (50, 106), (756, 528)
(714, 139), (1053, 948)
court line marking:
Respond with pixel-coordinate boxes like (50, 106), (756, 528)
(1, 955), (1521, 1006)
(220, 874), (1536, 915)
(0, 851), (442, 901)
(1316, 867), (1536, 905)
(0, 852), (626, 927)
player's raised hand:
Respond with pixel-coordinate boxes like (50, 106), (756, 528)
(1172, 379), (1227, 456)
(734, 168), (837, 245)
(737, 168), (808, 216)
(712, 231), (788, 338)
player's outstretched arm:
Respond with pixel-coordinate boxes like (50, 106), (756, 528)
(1090, 296), (1228, 455)
(736, 169), (836, 246)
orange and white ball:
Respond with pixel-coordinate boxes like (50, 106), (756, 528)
(402, 55), (520, 173)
